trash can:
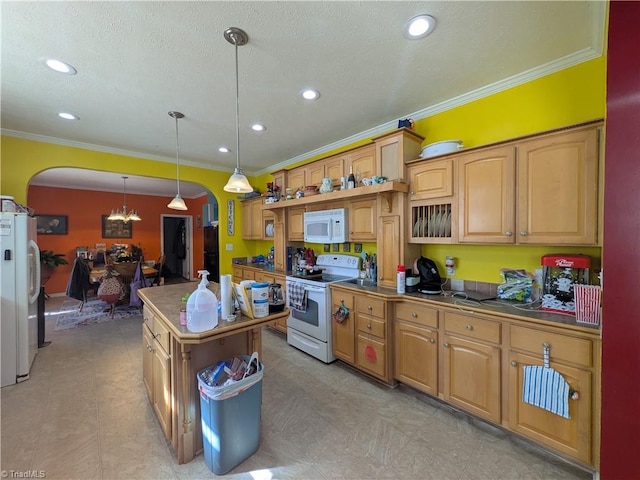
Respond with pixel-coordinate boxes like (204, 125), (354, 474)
(197, 352), (263, 475)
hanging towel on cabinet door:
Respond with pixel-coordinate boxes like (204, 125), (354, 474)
(522, 343), (570, 419)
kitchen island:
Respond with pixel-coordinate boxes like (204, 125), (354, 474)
(138, 282), (288, 464)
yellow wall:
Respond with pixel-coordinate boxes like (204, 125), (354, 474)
(1, 58), (606, 281)
(0, 137), (254, 274)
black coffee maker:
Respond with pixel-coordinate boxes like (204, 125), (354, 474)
(269, 283), (285, 313)
(415, 257), (443, 294)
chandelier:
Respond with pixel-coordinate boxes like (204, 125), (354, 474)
(107, 176), (141, 223)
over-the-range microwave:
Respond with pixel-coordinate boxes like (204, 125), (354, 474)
(303, 208), (348, 244)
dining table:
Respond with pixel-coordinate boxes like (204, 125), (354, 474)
(90, 265), (158, 284)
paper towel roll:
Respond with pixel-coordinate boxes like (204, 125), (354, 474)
(220, 274), (233, 318)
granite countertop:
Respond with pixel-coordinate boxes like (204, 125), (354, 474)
(138, 282), (288, 343)
(330, 281), (601, 335)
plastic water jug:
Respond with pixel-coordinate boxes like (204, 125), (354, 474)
(186, 270), (218, 332)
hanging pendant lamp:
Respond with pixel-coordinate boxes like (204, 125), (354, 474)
(167, 110), (188, 210)
(107, 176), (141, 222)
(223, 27), (253, 194)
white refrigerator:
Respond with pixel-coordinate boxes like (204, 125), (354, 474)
(1, 212), (40, 387)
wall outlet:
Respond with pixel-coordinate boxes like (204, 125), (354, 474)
(226, 243), (233, 251)
(450, 279), (464, 291)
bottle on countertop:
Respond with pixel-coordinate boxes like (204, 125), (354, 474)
(397, 265), (406, 294)
(347, 166), (355, 189)
(186, 270), (218, 332)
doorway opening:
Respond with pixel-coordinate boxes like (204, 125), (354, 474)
(161, 214), (193, 282)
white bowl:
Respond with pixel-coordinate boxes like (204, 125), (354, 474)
(421, 140), (463, 158)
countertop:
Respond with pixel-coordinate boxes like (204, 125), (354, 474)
(330, 280), (601, 335)
(138, 282), (289, 343)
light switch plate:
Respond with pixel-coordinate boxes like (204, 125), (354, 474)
(226, 243), (233, 251)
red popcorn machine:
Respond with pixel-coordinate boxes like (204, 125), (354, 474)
(541, 254), (590, 315)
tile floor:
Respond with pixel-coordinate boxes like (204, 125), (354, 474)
(1, 296), (593, 479)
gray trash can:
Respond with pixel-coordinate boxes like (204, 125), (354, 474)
(197, 353), (263, 475)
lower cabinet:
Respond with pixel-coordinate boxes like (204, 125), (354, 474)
(331, 288), (355, 364)
(142, 308), (172, 439)
(394, 301), (439, 396)
(390, 300), (599, 467)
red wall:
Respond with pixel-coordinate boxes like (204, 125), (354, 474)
(601, 2), (640, 478)
(28, 185), (208, 294)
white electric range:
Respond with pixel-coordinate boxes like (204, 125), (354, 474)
(286, 254), (360, 363)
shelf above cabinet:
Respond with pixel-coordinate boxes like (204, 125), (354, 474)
(262, 181), (409, 210)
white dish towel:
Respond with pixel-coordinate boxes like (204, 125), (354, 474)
(522, 343), (570, 419)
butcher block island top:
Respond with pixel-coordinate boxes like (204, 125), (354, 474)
(137, 282), (288, 464)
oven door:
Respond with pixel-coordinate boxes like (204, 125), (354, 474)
(286, 283), (328, 342)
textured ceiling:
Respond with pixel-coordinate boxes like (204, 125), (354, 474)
(1, 1), (605, 197)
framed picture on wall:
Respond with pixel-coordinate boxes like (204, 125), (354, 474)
(101, 215), (133, 238)
(36, 215), (68, 235)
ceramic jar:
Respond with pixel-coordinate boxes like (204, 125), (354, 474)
(319, 177), (333, 194)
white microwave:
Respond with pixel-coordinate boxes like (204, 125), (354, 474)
(304, 208), (348, 244)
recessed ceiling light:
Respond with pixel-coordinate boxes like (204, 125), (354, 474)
(58, 112), (79, 120)
(219, 146), (230, 153)
(403, 14), (436, 40)
(251, 124), (266, 132)
(301, 89), (320, 101)
(45, 58), (77, 75)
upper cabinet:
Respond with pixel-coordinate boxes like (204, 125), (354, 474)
(457, 146), (517, 243)
(241, 197), (266, 240)
(516, 127), (599, 245)
(345, 144), (376, 181)
(287, 167), (306, 192)
(457, 124), (600, 245)
(373, 128), (424, 182)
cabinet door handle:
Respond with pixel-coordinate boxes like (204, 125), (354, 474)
(429, 338), (435, 344)
(367, 305), (373, 310)
(505, 231), (513, 237)
(412, 312), (417, 318)
(444, 342), (450, 348)
(511, 361), (518, 367)
(367, 324), (371, 330)
(410, 191), (414, 195)
(153, 332), (161, 339)
(466, 324), (473, 331)
(520, 231), (528, 236)
(146, 344), (153, 352)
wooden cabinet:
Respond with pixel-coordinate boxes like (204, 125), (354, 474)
(516, 127), (598, 244)
(287, 207), (305, 241)
(373, 128), (424, 182)
(348, 198), (377, 241)
(394, 301), (439, 396)
(458, 125), (599, 245)
(458, 145), (516, 243)
(241, 198), (265, 240)
(306, 162), (325, 188)
(345, 144), (376, 182)
(142, 307), (172, 439)
(376, 215), (400, 288)
(408, 159), (454, 200)
(355, 294), (391, 382)
(442, 311), (502, 423)
(507, 324), (595, 464)
(287, 166), (306, 192)
(331, 287), (356, 364)
(325, 155), (345, 188)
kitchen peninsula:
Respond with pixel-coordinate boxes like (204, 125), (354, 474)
(137, 283), (288, 464)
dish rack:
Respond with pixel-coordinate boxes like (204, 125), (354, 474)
(410, 203), (453, 242)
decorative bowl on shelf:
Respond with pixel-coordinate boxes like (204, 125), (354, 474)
(303, 185), (319, 196)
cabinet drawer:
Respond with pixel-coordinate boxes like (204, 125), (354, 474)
(357, 334), (386, 379)
(243, 270), (256, 280)
(395, 302), (438, 328)
(232, 267), (243, 281)
(143, 306), (155, 331)
(510, 325), (593, 368)
(151, 317), (171, 353)
(355, 296), (386, 320)
(444, 312), (501, 344)
(357, 315), (385, 339)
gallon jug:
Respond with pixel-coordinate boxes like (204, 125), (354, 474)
(186, 270), (219, 332)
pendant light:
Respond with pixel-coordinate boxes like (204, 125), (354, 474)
(223, 27), (253, 194)
(167, 110), (188, 210)
(107, 176), (141, 223)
